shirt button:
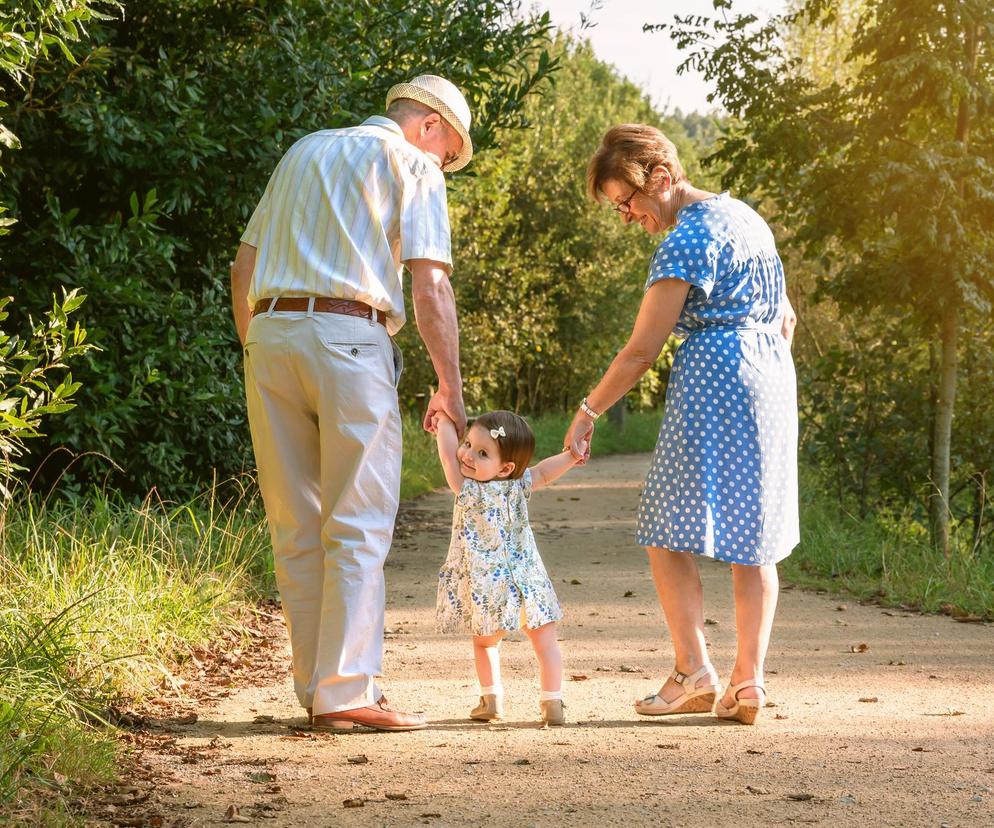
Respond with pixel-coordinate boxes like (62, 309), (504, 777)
(351, 347), (359, 357)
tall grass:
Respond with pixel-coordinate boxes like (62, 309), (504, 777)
(0, 479), (272, 819)
(785, 473), (994, 619)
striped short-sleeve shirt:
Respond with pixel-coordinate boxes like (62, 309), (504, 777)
(241, 116), (452, 335)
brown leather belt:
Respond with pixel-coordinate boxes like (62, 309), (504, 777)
(252, 297), (386, 327)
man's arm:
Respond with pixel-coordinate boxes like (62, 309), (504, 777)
(230, 242), (257, 345)
(409, 258), (466, 436)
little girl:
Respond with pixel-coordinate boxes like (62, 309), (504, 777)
(433, 409), (586, 726)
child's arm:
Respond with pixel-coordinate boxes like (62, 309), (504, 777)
(434, 412), (465, 494)
(529, 440), (588, 491)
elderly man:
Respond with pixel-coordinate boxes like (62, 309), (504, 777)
(230, 75), (471, 731)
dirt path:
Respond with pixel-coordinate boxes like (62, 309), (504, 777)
(138, 454), (993, 827)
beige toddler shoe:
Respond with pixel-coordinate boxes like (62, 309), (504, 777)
(540, 699), (566, 726)
(470, 694), (503, 721)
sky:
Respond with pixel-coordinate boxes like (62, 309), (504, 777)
(534, 0), (785, 114)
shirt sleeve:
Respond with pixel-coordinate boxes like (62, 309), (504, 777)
(399, 165), (452, 270)
(456, 477), (481, 507)
(644, 221), (719, 299)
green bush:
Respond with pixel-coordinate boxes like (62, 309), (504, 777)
(1, 0), (557, 497)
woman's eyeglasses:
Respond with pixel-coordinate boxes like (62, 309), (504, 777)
(614, 185), (639, 214)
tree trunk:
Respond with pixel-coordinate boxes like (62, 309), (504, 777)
(930, 302), (959, 557)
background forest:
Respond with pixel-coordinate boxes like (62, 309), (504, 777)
(1, 0), (991, 822)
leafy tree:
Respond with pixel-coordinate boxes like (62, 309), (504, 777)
(396, 37), (721, 415)
(660, 0), (994, 553)
(0, 0), (558, 496)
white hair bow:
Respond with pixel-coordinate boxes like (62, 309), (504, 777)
(489, 426), (506, 439)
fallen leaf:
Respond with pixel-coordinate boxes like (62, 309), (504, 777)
(174, 713), (198, 725)
(513, 758), (531, 765)
(785, 793), (814, 801)
(594, 666), (612, 672)
(911, 747), (933, 752)
(775, 713), (788, 720)
(656, 743), (679, 750)
(386, 792), (408, 801)
(420, 814), (442, 819)
(343, 798), (365, 808)
(570, 579), (582, 585)
(747, 785), (770, 795)
(623, 590), (635, 597)
(888, 660), (908, 666)
(704, 618), (719, 626)
(850, 643), (870, 653)
(224, 804), (251, 823)
(569, 674), (589, 681)
(252, 715), (275, 724)
(347, 754), (369, 764)
(618, 665), (641, 673)
(924, 710), (965, 717)
(858, 697), (878, 703)
(746, 749), (764, 755)
(836, 604), (847, 611)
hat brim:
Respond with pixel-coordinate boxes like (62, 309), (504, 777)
(385, 83), (473, 172)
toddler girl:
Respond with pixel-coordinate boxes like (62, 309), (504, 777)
(434, 410), (586, 726)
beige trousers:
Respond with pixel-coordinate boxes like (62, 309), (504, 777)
(243, 309), (402, 715)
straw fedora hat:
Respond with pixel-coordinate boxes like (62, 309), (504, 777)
(385, 74), (473, 172)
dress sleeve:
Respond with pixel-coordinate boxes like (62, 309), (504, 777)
(399, 163), (453, 270)
(644, 220), (719, 299)
(519, 469), (533, 501)
(455, 477), (481, 507)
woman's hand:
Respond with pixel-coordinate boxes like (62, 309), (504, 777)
(564, 410), (594, 464)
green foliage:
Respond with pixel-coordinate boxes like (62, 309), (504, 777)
(0, 290), (93, 500)
(1, 0), (559, 496)
(397, 39), (722, 414)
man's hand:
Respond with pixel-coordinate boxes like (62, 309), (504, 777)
(424, 387), (466, 437)
(230, 242), (257, 345)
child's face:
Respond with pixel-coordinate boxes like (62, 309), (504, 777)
(457, 424), (515, 482)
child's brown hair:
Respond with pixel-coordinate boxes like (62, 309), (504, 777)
(474, 410), (535, 480)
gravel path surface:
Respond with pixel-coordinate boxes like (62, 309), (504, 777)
(143, 454), (994, 827)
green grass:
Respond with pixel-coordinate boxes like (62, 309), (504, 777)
(783, 471), (994, 620)
(0, 479), (273, 823)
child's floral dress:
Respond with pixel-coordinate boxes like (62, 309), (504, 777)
(436, 470), (563, 635)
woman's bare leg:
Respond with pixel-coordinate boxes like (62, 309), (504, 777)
(646, 546), (712, 699)
(722, 563), (779, 704)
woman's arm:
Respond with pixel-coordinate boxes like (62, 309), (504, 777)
(435, 413), (465, 494)
(564, 278), (691, 458)
(530, 441), (588, 492)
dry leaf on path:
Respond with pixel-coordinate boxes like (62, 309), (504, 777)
(252, 715), (275, 724)
(513, 758), (531, 765)
(347, 754), (369, 764)
(858, 697), (879, 703)
(570, 674), (589, 681)
(850, 643), (870, 653)
(343, 798), (365, 808)
(386, 793), (408, 801)
(623, 590), (635, 597)
(747, 785), (770, 795)
(924, 710), (965, 717)
(785, 793), (814, 801)
(224, 804), (251, 823)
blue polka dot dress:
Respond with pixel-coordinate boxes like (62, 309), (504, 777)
(636, 193), (799, 565)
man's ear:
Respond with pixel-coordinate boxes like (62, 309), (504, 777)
(496, 461), (516, 479)
(420, 111), (442, 135)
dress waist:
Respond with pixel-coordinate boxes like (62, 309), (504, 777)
(686, 318), (782, 337)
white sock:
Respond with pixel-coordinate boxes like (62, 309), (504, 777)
(539, 690), (563, 701)
(480, 684), (503, 697)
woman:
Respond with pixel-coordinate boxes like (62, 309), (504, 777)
(564, 124), (798, 725)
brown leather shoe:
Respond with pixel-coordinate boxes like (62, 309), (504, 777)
(311, 696), (426, 732)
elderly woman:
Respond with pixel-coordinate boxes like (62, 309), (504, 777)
(564, 124), (798, 725)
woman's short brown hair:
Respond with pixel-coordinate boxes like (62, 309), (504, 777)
(473, 410), (535, 480)
(586, 123), (685, 201)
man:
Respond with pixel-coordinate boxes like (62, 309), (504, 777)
(230, 75), (470, 731)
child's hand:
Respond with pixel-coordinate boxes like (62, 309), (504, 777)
(575, 439), (590, 463)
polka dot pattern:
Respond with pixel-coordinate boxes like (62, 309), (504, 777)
(636, 193), (800, 566)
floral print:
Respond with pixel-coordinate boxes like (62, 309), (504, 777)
(437, 469), (563, 635)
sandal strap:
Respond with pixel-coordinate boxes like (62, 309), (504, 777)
(727, 679), (766, 700)
(670, 663), (719, 690)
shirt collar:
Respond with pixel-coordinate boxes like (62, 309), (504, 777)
(363, 115), (404, 137)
